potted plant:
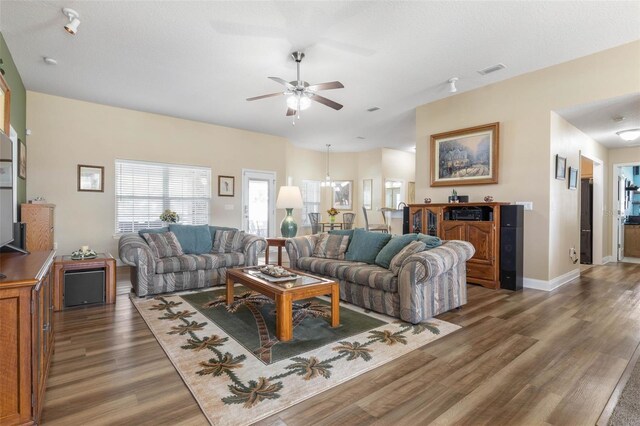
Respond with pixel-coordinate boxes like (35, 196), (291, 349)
(159, 209), (180, 225)
(448, 189), (458, 203)
(327, 207), (339, 223)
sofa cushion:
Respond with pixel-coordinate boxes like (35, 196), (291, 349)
(154, 252), (245, 274)
(417, 233), (443, 249)
(345, 228), (392, 264)
(138, 227), (168, 237)
(313, 233), (350, 260)
(142, 231), (184, 259)
(199, 252), (245, 268)
(155, 255), (203, 274)
(375, 233), (419, 269)
(342, 264), (398, 293)
(389, 241), (427, 275)
(169, 224), (212, 254)
(212, 230), (244, 253)
(297, 257), (362, 280)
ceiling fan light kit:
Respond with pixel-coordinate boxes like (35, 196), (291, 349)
(247, 51), (344, 123)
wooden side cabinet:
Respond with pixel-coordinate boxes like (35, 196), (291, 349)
(21, 204), (56, 252)
(0, 250), (56, 425)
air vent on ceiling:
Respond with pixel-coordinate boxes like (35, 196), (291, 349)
(367, 107), (380, 112)
(356, 136), (366, 140)
(477, 63), (506, 75)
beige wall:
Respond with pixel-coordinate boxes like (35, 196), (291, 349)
(416, 40), (640, 281)
(26, 91), (290, 255)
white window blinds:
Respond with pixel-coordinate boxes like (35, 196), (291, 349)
(301, 180), (321, 225)
(115, 160), (211, 233)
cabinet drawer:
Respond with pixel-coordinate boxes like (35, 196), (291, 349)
(467, 261), (495, 281)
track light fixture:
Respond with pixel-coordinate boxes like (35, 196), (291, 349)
(62, 8), (81, 35)
(448, 77), (459, 93)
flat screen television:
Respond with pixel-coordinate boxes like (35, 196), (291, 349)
(0, 130), (13, 249)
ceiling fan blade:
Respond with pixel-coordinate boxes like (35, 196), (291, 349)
(311, 94), (343, 110)
(246, 92), (283, 101)
(286, 108), (297, 116)
(307, 81), (344, 91)
(268, 77), (295, 90)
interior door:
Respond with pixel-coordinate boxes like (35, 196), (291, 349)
(580, 179), (593, 264)
(618, 174), (626, 260)
(242, 170), (276, 238)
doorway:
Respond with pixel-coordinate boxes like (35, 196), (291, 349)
(613, 162), (640, 263)
(580, 156), (594, 264)
(242, 170), (276, 238)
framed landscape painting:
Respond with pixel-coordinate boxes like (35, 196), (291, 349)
(332, 180), (353, 210)
(77, 164), (104, 192)
(430, 122), (499, 187)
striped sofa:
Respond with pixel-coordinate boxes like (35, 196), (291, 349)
(119, 232), (266, 297)
(285, 235), (475, 324)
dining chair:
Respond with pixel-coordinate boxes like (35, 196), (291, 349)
(343, 212), (356, 230)
(308, 213), (321, 234)
(362, 207), (388, 233)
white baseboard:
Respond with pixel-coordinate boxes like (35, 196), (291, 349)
(523, 268), (580, 292)
(602, 256), (614, 264)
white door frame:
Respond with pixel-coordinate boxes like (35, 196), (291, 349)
(578, 152), (604, 266)
(242, 169), (276, 237)
(612, 161), (640, 261)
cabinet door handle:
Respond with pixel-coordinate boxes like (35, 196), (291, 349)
(43, 323), (49, 331)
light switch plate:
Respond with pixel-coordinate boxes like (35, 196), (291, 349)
(224, 204), (234, 210)
(515, 201), (533, 211)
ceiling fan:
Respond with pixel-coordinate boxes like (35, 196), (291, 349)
(246, 51), (344, 122)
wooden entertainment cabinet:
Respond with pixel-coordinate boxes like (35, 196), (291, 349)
(408, 202), (508, 289)
(0, 251), (56, 425)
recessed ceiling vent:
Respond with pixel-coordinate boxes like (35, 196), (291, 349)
(356, 136), (366, 140)
(477, 63), (506, 75)
(367, 107), (380, 112)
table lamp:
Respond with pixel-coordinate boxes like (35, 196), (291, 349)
(276, 186), (304, 238)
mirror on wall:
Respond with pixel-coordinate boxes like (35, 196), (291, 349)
(385, 179), (402, 208)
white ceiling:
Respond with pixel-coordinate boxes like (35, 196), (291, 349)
(559, 94), (640, 149)
(1, 1), (639, 152)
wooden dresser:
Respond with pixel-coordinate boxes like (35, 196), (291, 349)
(21, 204), (55, 252)
(0, 251), (56, 425)
(408, 202), (508, 289)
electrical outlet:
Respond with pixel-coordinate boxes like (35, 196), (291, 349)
(515, 201), (533, 211)
(53, 242), (58, 250)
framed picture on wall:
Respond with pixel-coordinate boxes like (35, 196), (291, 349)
(568, 167), (578, 190)
(18, 139), (26, 179)
(0, 160), (12, 188)
(363, 179), (372, 210)
(555, 155), (566, 180)
(218, 175), (235, 197)
(77, 164), (104, 192)
(430, 122), (499, 187)
(332, 180), (353, 210)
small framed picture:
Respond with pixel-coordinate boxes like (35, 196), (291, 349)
(218, 175), (235, 197)
(0, 160), (12, 188)
(18, 139), (26, 179)
(568, 167), (579, 190)
(77, 164), (104, 192)
(555, 155), (566, 180)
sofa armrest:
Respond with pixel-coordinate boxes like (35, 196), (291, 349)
(284, 235), (318, 270)
(118, 234), (158, 297)
(399, 240), (475, 283)
(242, 233), (266, 266)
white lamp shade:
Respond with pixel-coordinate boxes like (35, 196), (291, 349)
(276, 186), (304, 209)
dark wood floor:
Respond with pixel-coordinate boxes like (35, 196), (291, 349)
(42, 262), (640, 425)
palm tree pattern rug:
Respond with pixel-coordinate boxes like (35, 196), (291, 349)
(131, 286), (461, 425)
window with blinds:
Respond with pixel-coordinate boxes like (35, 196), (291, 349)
(300, 180), (321, 225)
(115, 160), (211, 233)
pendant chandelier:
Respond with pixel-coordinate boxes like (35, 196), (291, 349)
(321, 144), (335, 187)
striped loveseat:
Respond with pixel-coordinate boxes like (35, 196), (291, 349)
(119, 229), (265, 297)
(286, 235), (475, 323)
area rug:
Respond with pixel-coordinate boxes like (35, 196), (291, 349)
(609, 355), (640, 425)
(132, 286), (460, 426)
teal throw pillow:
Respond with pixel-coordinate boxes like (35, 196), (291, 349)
(375, 233), (419, 269)
(138, 227), (168, 237)
(417, 233), (443, 249)
(169, 224), (212, 254)
(345, 229), (392, 264)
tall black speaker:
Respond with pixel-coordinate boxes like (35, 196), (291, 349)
(500, 205), (524, 291)
(402, 206), (410, 234)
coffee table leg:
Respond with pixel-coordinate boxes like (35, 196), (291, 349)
(331, 284), (340, 328)
(226, 276), (234, 305)
(276, 293), (293, 341)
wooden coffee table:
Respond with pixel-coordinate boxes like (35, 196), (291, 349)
(226, 267), (339, 342)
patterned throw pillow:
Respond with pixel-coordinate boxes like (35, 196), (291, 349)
(389, 240), (427, 275)
(213, 230), (245, 253)
(312, 233), (350, 260)
(141, 231), (184, 259)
